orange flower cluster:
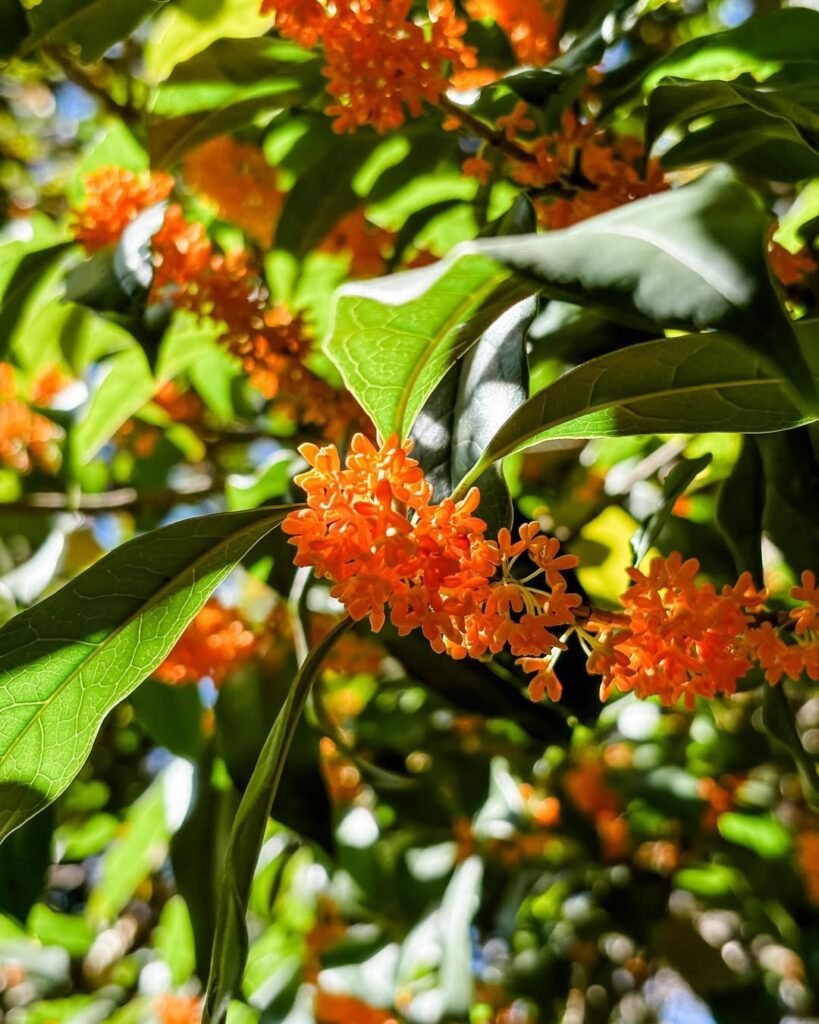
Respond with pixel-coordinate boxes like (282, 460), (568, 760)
(154, 995), (202, 1024)
(71, 166), (173, 252)
(72, 167), (361, 440)
(320, 208), (396, 277)
(262, 0), (476, 133)
(579, 560), (819, 708)
(154, 598), (258, 686)
(0, 363), (62, 474)
(465, 0), (562, 66)
(746, 571), (819, 685)
(282, 433), (580, 698)
(183, 135), (284, 247)
(458, 106), (666, 229)
(583, 554), (765, 708)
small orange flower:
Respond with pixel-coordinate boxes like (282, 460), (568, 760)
(154, 598), (257, 686)
(462, 155), (493, 185)
(496, 101), (535, 141)
(465, 0), (562, 66)
(154, 994), (201, 1024)
(320, 208), (395, 277)
(0, 363), (62, 473)
(71, 166), (173, 252)
(183, 136), (284, 247)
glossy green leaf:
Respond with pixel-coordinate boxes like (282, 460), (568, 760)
(641, 8), (819, 92)
(471, 169), (815, 407)
(0, 507), (292, 843)
(325, 253), (531, 439)
(631, 454), (712, 566)
(716, 437), (764, 580)
(148, 37), (323, 167)
(647, 73), (819, 158)
(757, 427), (819, 577)
(451, 324), (819, 497)
(0, 243), (74, 360)
(26, 0), (169, 60)
(411, 296), (534, 532)
(204, 617), (351, 1024)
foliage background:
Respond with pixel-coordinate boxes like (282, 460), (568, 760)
(1, 0), (819, 1022)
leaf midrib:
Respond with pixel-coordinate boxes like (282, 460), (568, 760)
(0, 510), (287, 780)
(391, 269), (512, 435)
(487, 361), (805, 465)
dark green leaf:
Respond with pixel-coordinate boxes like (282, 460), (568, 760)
(411, 296), (534, 532)
(204, 617), (351, 1024)
(0, 507), (292, 842)
(148, 37), (324, 168)
(641, 8), (819, 93)
(631, 454), (712, 566)
(0, 0), (29, 59)
(647, 73), (819, 158)
(27, 0), (169, 60)
(130, 677), (204, 760)
(451, 324), (819, 497)
(716, 437), (764, 580)
(472, 169), (815, 407)
(274, 133), (382, 258)
(757, 427), (819, 576)
(0, 243), (74, 360)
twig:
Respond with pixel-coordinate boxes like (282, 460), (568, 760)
(440, 93), (537, 165)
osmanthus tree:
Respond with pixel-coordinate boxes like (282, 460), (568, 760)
(1, 0), (819, 1021)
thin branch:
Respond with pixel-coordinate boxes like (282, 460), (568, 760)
(440, 93), (537, 165)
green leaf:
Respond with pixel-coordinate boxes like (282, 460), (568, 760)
(716, 437), (764, 580)
(647, 73), (819, 159)
(471, 169), (815, 408)
(0, 243), (74, 360)
(717, 812), (792, 859)
(673, 864), (745, 898)
(0, 0), (29, 60)
(86, 767), (179, 924)
(631, 453), (712, 566)
(204, 617), (351, 1024)
(0, 507), (292, 843)
(659, 107), (819, 183)
(153, 895), (197, 986)
(130, 677), (204, 760)
(274, 132), (383, 258)
(411, 296), (534, 531)
(641, 8), (819, 92)
(762, 684), (819, 807)
(452, 323), (819, 496)
(70, 346), (156, 466)
(756, 427), (819, 577)
(148, 37), (323, 168)
(226, 452), (297, 512)
(325, 253), (531, 439)
(26, 0), (169, 60)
